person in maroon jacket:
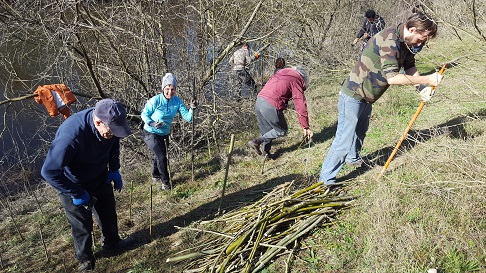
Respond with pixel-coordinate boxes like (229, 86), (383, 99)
(247, 66), (313, 159)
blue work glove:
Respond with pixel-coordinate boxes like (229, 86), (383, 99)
(72, 191), (90, 206)
(107, 170), (123, 191)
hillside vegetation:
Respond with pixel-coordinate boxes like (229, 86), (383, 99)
(1, 32), (485, 273)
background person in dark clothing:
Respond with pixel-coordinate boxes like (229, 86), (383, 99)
(41, 99), (133, 272)
(352, 9), (386, 51)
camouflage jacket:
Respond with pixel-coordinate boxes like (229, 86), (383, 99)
(343, 24), (416, 103)
(229, 47), (252, 71)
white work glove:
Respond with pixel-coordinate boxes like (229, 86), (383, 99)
(303, 128), (313, 140)
(190, 100), (198, 109)
(149, 120), (164, 129)
(419, 86), (434, 102)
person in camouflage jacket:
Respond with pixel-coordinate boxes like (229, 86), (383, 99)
(229, 43), (258, 95)
(319, 12), (443, 185)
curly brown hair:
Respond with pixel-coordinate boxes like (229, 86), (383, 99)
(275, 57), (285, 69)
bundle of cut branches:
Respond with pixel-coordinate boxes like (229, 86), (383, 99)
(167, 181), (354, 273)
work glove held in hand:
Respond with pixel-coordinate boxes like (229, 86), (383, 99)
(419, 86), (434, 102)
(190, 100), (198, 109)
(149, 121), (164, 129)
(72, 191), (90, 206)
(107, 170), (123, 191)
(303, 128), (313, 140)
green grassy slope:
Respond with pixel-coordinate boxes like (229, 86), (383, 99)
(0, 35), (484, 273)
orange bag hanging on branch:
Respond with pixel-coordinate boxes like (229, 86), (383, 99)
(34, 84), (77, 119)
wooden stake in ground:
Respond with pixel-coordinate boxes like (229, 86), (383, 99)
(149, 180), (153, 241)
(376, 64), (447, 181)
(38, 223), (49, 262)
(261, 154), (267, 174)
(164, 138), (172, 190)
(129, 179), (133, 221)
(218, 134), (235, 212)
(191, 76), (196, 182)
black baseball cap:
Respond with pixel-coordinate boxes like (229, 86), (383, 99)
(94, 99), (131, 137)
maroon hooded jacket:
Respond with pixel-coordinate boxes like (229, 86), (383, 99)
(257, 68), (309, 129)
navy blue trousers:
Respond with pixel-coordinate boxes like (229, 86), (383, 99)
(142, 129), (170, 184)
(59, 173), (120, 264)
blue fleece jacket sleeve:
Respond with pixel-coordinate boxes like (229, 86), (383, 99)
(41, 134), (86, 198)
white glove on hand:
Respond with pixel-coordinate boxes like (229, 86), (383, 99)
(419, 86), (434, 102)
(150, 120), (164, 129)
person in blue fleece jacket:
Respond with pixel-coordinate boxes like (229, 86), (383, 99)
(41, 99), (133, 272)
(141, 73), (197, 190)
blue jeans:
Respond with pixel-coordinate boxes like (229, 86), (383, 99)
(59, 174), (120, 264)
(319, 91), (372, 184)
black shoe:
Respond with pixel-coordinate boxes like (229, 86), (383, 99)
(161, 182), (170, 191)
(103, 237), (136, 251)
(262, 151), (278, 160)
(152, 178), (170, 191)
(78, 260), (94, 272)
(247, 139), (262, 155)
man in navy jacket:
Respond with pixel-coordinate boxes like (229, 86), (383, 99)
(41, 99), (132, 272)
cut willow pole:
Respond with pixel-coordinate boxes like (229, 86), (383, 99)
(261, 154), (266, 174)
(129, 179), (133, 221)
(39, 223), (49, 262)
(164, 138), (173, 190)
(218, 134), (235, 213)
(251, 214), (326, 273)
(149, 180), (153, 240)
(191, 76), (197, 182)
(376, 64), (447, 181)
(167, 182), (353, 272)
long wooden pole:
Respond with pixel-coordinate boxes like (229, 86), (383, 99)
(218, 134), (235, 212)
(376, 64), (447, 181)
(191, 77), (196, 182)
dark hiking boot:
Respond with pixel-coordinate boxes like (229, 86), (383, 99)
(78, 260), (94, 272)
(160, 181), (170, 191)
(262, 150), (278, 160)
(247, 139), (262, 155)
(152, 177), (170, 191)
(103, 237), (136, 251)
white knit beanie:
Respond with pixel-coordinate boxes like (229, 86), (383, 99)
(161, 73), (177, 89)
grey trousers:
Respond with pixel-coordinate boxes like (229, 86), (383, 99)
(255, 96), (288, 152)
